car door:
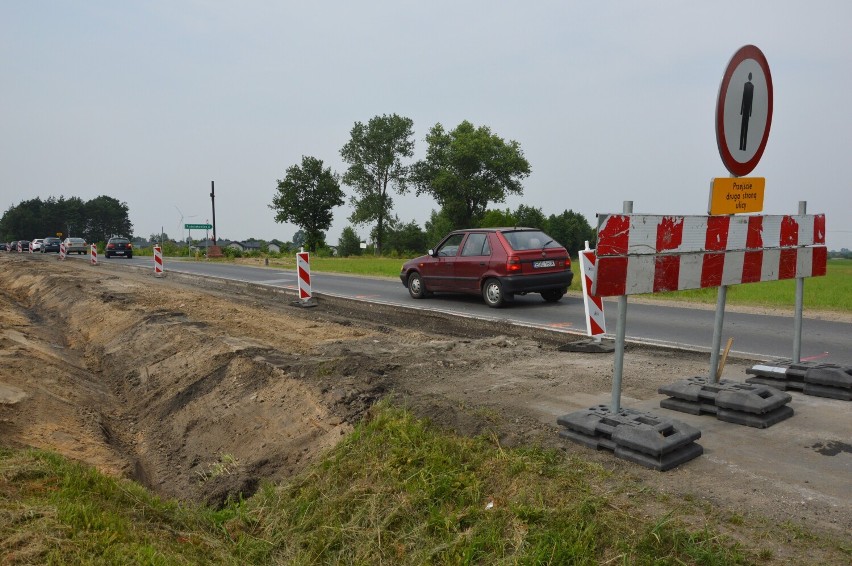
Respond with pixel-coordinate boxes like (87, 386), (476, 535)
(453, 232), (492, 292)
(420, 233), (464, 291)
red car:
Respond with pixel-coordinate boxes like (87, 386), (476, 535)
(400, 228), (573, 308)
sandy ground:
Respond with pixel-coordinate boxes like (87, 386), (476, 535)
(1, 253), (849, 559)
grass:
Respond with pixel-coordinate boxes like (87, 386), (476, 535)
(6, 403), (845, 564)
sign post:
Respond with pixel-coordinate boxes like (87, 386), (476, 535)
(710, 44), (774, 382)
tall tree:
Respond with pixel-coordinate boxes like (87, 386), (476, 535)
(479, 208), (516, 228)
(384, 217), (428, 255)
(270, 156), (344, 253)
(411, 120), (531, 229)
(83, 195), (133, 242)
(340, 114), (415, 256)
(337, 226), (362, 257)
(84, 195), (133, 243)
(546, 209), (595, 254)
(513, 204), (547, 230)
(0, 195), (129, 242)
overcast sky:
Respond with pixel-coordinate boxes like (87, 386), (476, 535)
(3, 1), (851, 250)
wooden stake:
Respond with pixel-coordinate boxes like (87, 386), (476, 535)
(716, 337), (734, 380)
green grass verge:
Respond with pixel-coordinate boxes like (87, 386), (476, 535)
(6, 403), (830, 564)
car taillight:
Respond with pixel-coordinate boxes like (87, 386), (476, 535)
(107, 243), (115, 249)
(507, 255), (521, 273)
(127, 243), (132, 249)
(565, 257), (571, 269)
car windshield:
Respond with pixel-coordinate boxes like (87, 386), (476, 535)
(502, 230), (562, 251)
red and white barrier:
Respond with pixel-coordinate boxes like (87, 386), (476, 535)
(17, 242), (21, 252)
(579, 246), (606, 337)
(154, 245), (164, 276)
(90, 243), (98, 265)
(59, 242), (66, 260)
(296, 251), (312, 301)
(592, 213), (827, 297)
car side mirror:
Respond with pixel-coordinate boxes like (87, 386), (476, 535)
(428, 249), (435, 257)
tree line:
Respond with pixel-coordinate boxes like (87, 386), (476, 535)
(270, 114), (595, 255)
(0, 195), (132, 244)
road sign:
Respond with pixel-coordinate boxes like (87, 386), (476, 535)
(708, 177), (766, 214)
(185, 223), (212, 229)
(715, 45), (773, 177)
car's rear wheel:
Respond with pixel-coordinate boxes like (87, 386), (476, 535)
(482, 278), (509, 308)
(408, 272), (427, 299)
(541, 288), (565, 303)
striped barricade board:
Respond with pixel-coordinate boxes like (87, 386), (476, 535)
(591, 213), (827, 297)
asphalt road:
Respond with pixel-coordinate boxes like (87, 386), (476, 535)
(80, 254), (852, 367)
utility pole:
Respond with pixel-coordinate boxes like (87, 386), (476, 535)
(210, 181), (217, 245)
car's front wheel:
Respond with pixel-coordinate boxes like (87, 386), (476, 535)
(482, 278), (509, 308)
(541, 288), (565, 303)
(408, 272), (427, 299)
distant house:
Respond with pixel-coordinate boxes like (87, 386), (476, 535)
(227, 241), (245, 251)
(241, 241), (261, 252)
(267, 242), (281, 254)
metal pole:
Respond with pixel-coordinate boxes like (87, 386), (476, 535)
(708, 285), (728, 382)
(709, 174), (739, 383)
(210, 181), (217, 245)
(793, 201), (807, 363)
(611, 200), (632, 413)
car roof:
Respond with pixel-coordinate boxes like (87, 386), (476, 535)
(449, 227), (539, 234)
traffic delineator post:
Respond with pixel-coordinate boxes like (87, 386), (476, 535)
(59, 242), (66, 260)
(90, 243), (98, 265)
(294, 251), (317, 307)
(579, 243), (606, 339)
(154, 245), (164, 277)
(558, 242), (613, 354)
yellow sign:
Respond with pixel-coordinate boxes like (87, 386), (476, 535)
(708, 177), (765, 215)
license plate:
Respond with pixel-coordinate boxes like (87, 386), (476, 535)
(533, 260), (555, 268)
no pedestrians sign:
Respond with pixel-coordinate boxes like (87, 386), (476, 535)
(715, 45), (773, 177)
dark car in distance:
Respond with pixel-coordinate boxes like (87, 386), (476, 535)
(105, 237), (133, 259)
(41, 237), (62, 253)
(400, 227), (573, 308)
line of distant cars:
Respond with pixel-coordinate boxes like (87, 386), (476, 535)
(1, 237), (90, 254)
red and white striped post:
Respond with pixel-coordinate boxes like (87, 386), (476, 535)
(90, 243), (98, 265)
(153, 245), (164, 277)
(59, 241), (66, 260)
(16, 242), (21, 252)
(579, 242), (606, 340)
(296, 251), (312, 303)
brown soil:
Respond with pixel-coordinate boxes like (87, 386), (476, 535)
(1, 254), (850, 557)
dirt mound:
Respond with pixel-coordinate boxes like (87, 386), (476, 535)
(0, 254), (850, 543)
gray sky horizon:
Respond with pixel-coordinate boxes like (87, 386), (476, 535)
(3, 2), (851, 250)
